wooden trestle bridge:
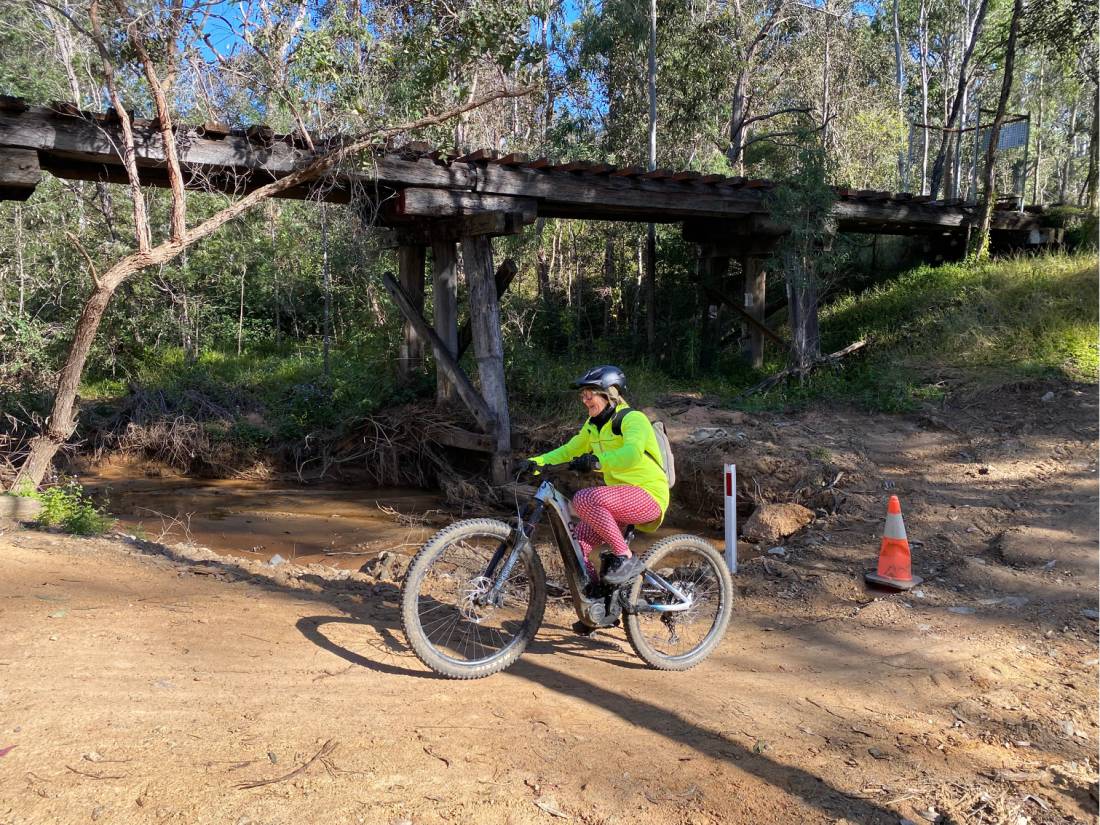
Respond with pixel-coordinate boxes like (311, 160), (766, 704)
(0, 98), (1058, 481)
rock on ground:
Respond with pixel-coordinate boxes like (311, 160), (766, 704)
(742, 502), (815, 544)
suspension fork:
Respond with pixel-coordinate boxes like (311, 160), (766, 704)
(480, 500), (545, 604)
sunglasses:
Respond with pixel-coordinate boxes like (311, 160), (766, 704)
(579, 389), (603, 401)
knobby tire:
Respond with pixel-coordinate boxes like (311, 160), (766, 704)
(401, 518), (547, 680)
(624, 535), (734, 671)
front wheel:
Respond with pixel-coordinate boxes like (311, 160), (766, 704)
(401, 518), (546, 679)
(624, 535), (734, 671)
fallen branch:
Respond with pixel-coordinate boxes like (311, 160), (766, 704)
(736, 339), (868, 400)
(236, 739), (338, 790)
(65, 764), (128, 780)
(423, 746), (451, 768)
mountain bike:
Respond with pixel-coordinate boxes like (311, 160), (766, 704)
(400, 463), (734, 679)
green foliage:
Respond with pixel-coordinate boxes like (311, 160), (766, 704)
(1039, 206), (1099, 250)
(822, 251), (1099, 384)
(32, 481), (116, 537)
(114, 342), (401, 447)
(0, 315), (56, 391)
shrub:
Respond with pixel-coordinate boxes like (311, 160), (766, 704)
(34, 481), (115, 536)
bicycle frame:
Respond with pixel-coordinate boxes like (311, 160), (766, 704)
(482, 469), (694, 628)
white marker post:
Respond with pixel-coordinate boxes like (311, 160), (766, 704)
(723, 463), (737, 574)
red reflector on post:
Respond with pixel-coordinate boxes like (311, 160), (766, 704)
(725, 470), (733, 497)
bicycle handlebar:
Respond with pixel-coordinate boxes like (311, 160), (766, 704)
(517, 460), (579, 482)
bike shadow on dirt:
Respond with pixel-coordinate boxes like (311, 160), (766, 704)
(296, 601), (651, 678)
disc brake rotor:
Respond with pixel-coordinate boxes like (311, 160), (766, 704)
(459, 576), (494, 623)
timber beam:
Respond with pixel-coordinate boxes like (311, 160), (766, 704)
(456, 259), (519, 359)
(429, 427), (526, 454)
(376, 211), (529, 248)
(0, 148), (40, 201)
(390, 188), (537, 223)
(461, 235), (512, 485)
(683, 216), (785, 245)
(0, 105), (1043, 233)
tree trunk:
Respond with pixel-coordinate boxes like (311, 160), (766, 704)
(786, 259), (821, 371)
(15, 205), (25, 318)
(269, 203), (282, 345)
(929, 0), (991, 198)
(321, 203), (332, 375)
(237, 261), (245, 357)
(647, 0), (657, 172)
(821, 0), (832, 153)
(645, 225), (656, 354)
(542, 3), (554, 150)
(1060, 91), (1080, 203)
(13, 263), (137, 490)
(603, 234), (614, 337)
(728, 70), (750, 168)
(1086, 88), (1099, 211)
(918, 0), (931, 193)
(1032, 59), (1044, 205)
(951, 82), (968, 200)
(970, 0), (1023, 258)
(893, 0), (907, 189)
(646, 0), (658, 356)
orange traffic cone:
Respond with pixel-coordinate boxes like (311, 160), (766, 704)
(864, 495), (923, 590)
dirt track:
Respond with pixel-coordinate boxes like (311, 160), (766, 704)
(1, 382), (1097, 825)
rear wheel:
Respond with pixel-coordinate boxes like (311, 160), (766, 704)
(624, 535), (733, 671)
(401, 518), (546, 679)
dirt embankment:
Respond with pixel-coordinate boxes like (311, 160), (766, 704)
(1, 379), (1097, 825)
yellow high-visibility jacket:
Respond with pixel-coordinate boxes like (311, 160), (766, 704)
(532, 404), (669, 530)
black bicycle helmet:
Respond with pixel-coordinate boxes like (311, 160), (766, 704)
(571, 365), (627, 394)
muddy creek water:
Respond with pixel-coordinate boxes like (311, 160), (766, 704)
(82, 465), (441, 571)
(81, 462), (721, 574)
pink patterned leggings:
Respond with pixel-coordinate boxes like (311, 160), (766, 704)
(572, 485), (661, 558)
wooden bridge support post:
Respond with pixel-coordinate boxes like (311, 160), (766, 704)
(431, 240), (459, 404)
(741, 256), (767, 369)
(696, 250), (727, 371)
(461, 235), (512, 485)
(397, 245), (426, 382)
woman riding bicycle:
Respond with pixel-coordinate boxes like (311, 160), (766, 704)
(528, 365), (669, 588)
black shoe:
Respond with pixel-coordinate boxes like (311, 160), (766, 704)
(601, 554), (645, 586)
(572, 619), (598, 637)
(572, 619), (620, 637)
